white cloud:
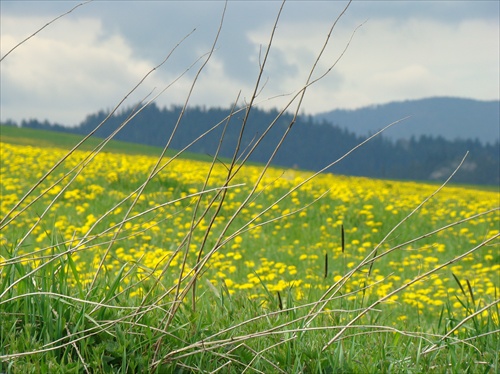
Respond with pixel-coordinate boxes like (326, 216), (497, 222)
(369, 64), (436, 97)
(1, 16), (157, 124)
(308, 17), (500, 110)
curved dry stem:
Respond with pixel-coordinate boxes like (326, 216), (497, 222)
(425, 298), (500, 352)
(321, 233), (499, 351)
(0, 1), (93, 62)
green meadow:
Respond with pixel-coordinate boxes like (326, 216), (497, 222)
(0, 126), (498, 373)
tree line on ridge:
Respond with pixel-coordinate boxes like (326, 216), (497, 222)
(9, 103), (499, 186)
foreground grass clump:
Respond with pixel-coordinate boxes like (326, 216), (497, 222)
(1, 140), (499, 373)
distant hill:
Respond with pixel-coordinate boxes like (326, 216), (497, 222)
(314, 97), (499, 145)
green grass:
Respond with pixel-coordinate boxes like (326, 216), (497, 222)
(1, 125), (499, 373)
(0, 124), (220, 162)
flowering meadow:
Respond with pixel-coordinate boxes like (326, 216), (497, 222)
(1, 138), (499, 372)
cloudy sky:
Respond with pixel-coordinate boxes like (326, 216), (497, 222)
(1, 1), (498, 126)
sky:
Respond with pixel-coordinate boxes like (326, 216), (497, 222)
(1, 1), (499, 127)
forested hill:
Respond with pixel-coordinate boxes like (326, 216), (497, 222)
(315, 97), (499, 145)
(12, 103), (500, 186)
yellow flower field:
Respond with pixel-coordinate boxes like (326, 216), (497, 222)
(1, 141), (499, 325)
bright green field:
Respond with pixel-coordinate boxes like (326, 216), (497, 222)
(1, 126), (499, 373)
(0, 124), (220, 161)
